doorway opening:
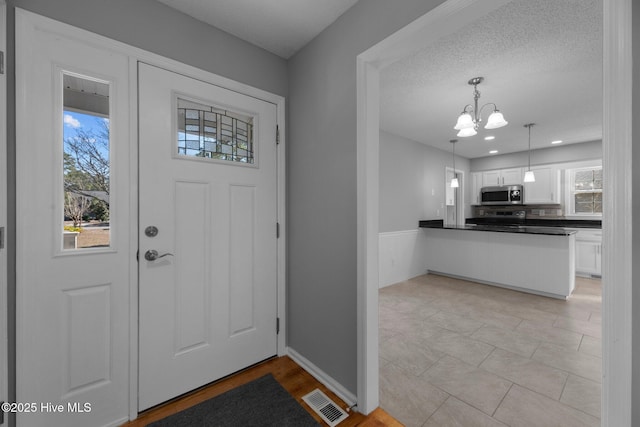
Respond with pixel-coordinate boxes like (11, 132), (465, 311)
(356, 0), (632, 423)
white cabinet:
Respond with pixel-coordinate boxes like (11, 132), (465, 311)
(470, 172), (483, 205)
(482, 168), (522, 187)
(502, 168), (524, 185)
(524, 166), (561, 204)
(569, 228), (602, 277)
(482, 170), (501, 187)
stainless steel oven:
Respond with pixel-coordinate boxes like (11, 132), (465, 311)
(480, 185), (524, 205)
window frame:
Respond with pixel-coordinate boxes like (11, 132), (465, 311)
(566, 165), (603, 218)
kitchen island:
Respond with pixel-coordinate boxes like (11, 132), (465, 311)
(419, 220), (577, 299)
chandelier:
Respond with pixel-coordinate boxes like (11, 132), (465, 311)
(453, 77), (508, 137)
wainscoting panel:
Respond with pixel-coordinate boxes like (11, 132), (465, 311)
(378, 230), (428, 288)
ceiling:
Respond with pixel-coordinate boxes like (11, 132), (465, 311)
(155, 0), (359, 59)
(380, 0), (603, 159)
(154, 0), (603, 159)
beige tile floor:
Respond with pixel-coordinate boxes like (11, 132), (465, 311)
(379, 273), (602, 427)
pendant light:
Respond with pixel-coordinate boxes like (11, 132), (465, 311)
(450, 139), (459, 188)
(523, 123), (536, 183)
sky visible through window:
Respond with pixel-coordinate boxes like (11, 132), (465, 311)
(63, 110), (110, 159)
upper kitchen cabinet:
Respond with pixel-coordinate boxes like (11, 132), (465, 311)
(482, 167), (522, 187)
(470, 172), (482, 205)
(523, 165), (561, 204)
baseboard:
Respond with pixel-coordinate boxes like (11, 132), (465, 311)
(286, 347), (357, 408)
(428, 270), (569, 300)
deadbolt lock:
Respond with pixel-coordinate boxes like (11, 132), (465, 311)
(145, 226), (159, 237)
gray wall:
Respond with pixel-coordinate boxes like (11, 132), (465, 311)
(5, 1), (287, 425)
(470, 140), (602, 171)
(287, 0), (446, 394)
(379, 131), (470, 232)
(8, 0), (288, 96)
(632, 3), (640, 424)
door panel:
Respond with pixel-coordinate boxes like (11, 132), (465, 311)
(138, 63), (278, 410)
(16, 13), (131, 427)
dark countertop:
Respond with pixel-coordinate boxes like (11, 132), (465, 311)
(465, 218), (602, 229)
(419, 220), (577, 236)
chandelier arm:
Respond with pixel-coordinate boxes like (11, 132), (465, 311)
(478, 102), (499, 116)
(460, 104), (474, 114)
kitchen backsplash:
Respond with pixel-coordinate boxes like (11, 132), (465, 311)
(472, 205), (564, 219)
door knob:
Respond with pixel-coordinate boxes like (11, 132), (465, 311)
(144, 249), (174, 261)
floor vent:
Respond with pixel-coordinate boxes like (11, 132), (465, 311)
(301, 389), (349, 426)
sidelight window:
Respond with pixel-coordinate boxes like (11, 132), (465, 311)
(62, 73), (111, 250)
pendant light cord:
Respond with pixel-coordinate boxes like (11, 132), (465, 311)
(525, 123), (535, 171)
(528, 125), (531, 170)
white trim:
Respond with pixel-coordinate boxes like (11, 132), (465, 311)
(127, 59), (140, 422)
(358, 0), (631, 425)
(0, 0), (8, 416)
(15, 9), (286, 422)
(286, 347), (357, 408)
(602, 0), (632, 425)
(356, 57), (380, 414)
(444, 166), (465, 227)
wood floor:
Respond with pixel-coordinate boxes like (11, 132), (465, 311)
(120, 355), (400, 427)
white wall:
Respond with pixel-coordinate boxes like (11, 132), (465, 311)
(379, 130), (470, 232)
(378, 131), (470, 287)
(378, 230), (428, 288)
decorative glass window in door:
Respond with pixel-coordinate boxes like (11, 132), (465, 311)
(177, 98), (254, 164)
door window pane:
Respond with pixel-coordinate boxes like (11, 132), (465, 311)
(63, 74), (111, 249)
(177, 98), (254, 164)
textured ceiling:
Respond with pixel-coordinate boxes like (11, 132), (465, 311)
(155, 0), (359, 58)
(380, 0), (603, 159)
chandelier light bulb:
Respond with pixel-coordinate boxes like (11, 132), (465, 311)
(454, 112), (474, 130)
(484, 110), (508, 129)
(457, 127), (477, 137)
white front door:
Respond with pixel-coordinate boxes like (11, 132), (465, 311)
(138, 63), (278, 410)
(16, 11), (132, 427)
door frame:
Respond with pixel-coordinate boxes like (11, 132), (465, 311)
(444, 166), (465, 227)
(15, 9), (286, 422)
(0, 0), (7, 416)
(356, 0), (632, 424)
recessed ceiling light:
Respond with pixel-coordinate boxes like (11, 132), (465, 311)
(489, 150), (498, 154)
(484, 136), (495, 141)
(551, 140), (563, 144)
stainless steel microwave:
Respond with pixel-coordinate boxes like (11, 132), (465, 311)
(480, 185), (524, 205)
